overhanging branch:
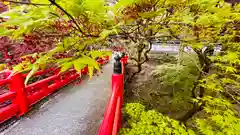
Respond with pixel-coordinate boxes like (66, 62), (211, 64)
(3, 0), (50, 6)
(48, 0), (85, 35)
(139, 41), (152, 64)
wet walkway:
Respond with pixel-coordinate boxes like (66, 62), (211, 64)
(1, 63), (112, 135)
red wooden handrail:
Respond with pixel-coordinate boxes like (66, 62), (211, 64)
(25, 74), (59, 91)
(98, 56), (128, 135)
(99, 85), (120, 134)
(112, 96), (122, 134)
(21, 68), (57, 78)
(0, 56), (110, 124)
(0, 92), (16, 103)
(0, 104), (19, 123)
(0, 77), (10, 86)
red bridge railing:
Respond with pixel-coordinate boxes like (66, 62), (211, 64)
(0, 56), (110, 124)
(98, 55), (128, 135)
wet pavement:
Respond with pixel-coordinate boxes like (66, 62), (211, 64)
(1, 63), (112, 135)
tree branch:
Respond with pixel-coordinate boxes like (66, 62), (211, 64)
(153, 0), (160, 8)
(138, 41), (152, 65)
(137, 22), (145, 37)
(179, 102), (204, 123)
(49, 12), (60, 18)
(128, 62), (142, 82)
(130, 57), (138, 63)
(166, 25), (180, 40)
(128, 44), (146, 82)
(144, 41), (152, 61)
(121, 28), (137, 43)
(113, 38), (125, 47)
(226, 91), (240, 105)
(220, 82), (240, 105)
(3, 0), (50, 6)
(191, 73), (201, 98)
(48, 0), (85, 35)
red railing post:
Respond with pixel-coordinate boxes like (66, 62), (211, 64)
(8, 73), (28, 116)
(112, 74), (124, 134)
(98, 54), (126, 135)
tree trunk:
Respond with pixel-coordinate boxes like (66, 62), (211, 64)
(128, 42), (151, 82)
(180, 51), (211, 122)
(179, 103), (204, 123)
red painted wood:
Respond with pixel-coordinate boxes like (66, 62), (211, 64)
(8, 73), (28, 116)
(98, 56), (127, 135)
(98, 85), (119, 135)
(0, 56), (109, 124)
(0, 92), (16, 103)
(0, 78), (9, 86)
(25, 75), (58, 92)
(98, 73), (124, 135)
(22, 68), (57, 78)
(112, 96), (121, 135)
(0, 104), (19, 124)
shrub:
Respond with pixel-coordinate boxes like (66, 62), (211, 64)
(121, 102), (240, 135)
(120, 103), (195, 135)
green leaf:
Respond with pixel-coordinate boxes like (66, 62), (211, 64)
(100, 29), (118, 39)
(188, 129), (196, 135)
(89, 50), (112, 59)
(0, 27), (6, 34)
(56, 58), (73, 65)
(60, 62), (73, 72)
(88, 66), (94, 79)
(25, 65), (39, 85)
(73, 60), (86, 72)
(226, 66), (236, 73)
(76, 55), (100, 72)
(112, 0), (138, 13)
(13, 64), (24, 72)
(82, 0), (105, 14)
(0, 29), (14, 36)
(39, 63), (47, 70)
(47, 46), (65, 56)
(138, 8), (165, 19)
(31, 0), (51, 5)
(62, 37), (78, 49)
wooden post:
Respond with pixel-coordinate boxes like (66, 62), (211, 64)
(8, 73), (28, 116)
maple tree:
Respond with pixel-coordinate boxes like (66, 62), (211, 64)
(0, 0), (112, 83)
(114, 0), (240, 134)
